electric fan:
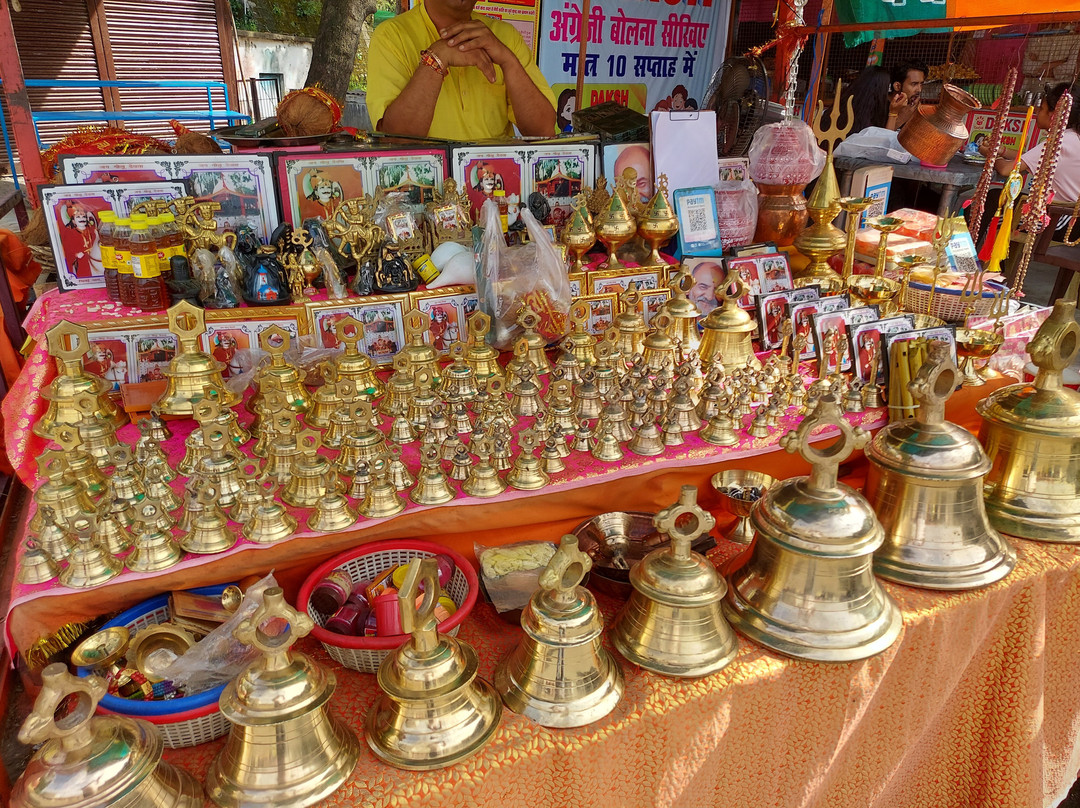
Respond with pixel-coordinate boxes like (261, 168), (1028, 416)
(703, 55), (771, 157)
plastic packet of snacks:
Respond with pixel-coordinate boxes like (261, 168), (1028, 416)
(474, 540), (557, 613)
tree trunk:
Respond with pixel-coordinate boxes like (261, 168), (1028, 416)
(304, 0), (376, 102)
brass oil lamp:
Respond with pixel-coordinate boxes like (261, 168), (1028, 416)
(156, 300), (239, 417)
(495, 533), (623, 726)
(562, 193), (597, 273)
(207, 588), (360, 807)
(366, 558), (502, 769)
(723, 395), (903, 661)
(865, 344), (1015, 588)
(637, 174), (679, 268)
(698, 268), (759, 371)
(610, 486), (739, 678)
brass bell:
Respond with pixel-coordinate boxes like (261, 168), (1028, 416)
(495, 534), (623, 726)
(323, 379), (359, 448)
(33, 505), (76, 562)
(592, 340), (620, 400)
(566, 301), (598, 367)
(866, 345), (1016, 588)
(106, 445), (147, 509)
(641, 313), (677, 374)
(615, 283), (649, 358)
(701, 399), (738, 448)
(127, 500), (182, 573)
(724, 396), (903, 661)
(308, 472), (360, 532)
(510, 361), (543, 419)
(539, 436), (566, 475)
(464, 311), (504, 383)
(281, 430), (331, 508)
(13, 664), (203, 808)
(505, 336), (536, 390)
(207, 588), (360, 807)
(34, 320), (127, 440)
(93, 499), (135, 556)
(506, 429), (549, 491)
(177, 427), (210, 477)
(248, 324), (312, 417)
(628, 419), (665, 456)
(449, 441), (473, 480)
(260, 407), (301, 486)
(573, 367), (603, 421)
(401, 309), (442, 385)
(34, 450), (95, 531)
(60, 515), (124, 588)
(333, 314), (384, 397)
(411, 444), (455, 505)
(366, 558), (502, 769)
(203, 387), (250, 445)
(553, 339), (583, 384)
(380, 355), (417, 418)
(978, 299), (1080, 542)
(660, 412), (684, 446)
(406, 370), (438, 432)
(662, 270), (702, 355)
(18, 537), (60, 585)
(515, 306), (553, 376)
(52, 424), (107, 499)
(428, 404), (452, 448)
(546, 378), (577, 433)
(698, 267), (759, 371)
(347, 461), (372, 502)
(195, 412), (246, 509)
(73, 392), (121, 467)
(243, 482), (298, 544)
(135, 433), (175, 484)
(336, 400), (385, 475)
(491, 434), (513, 472)
(571, 419), (593, 453)
(360, 458), (407, 518)
(141, 409), (172, 443)
(668, 376), (702, 433)
(386, 443), (416, 491)
(156, 301), (240, 417)
(591, 420), (624, 463)
(231, 466), (264, 525)
(180, 485), (238, 555)
(610, 486), (739, 677)
(562, 192), (596, 273)
(462, 439), (506, 498)
(305, 361), (342, 430)
(439, 342), (479, 402)
(144, 464), (182, 512)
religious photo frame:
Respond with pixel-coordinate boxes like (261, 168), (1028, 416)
(789, 293), (851, 360)
(589, 267), (661, 296)
(848, 314), (916, 385)
(723, 251), (793, 309)
(201, 307), (308, 381)
(408, 286), (479, 356)
(525, 143), (597, 228)
(810, 305), (880, 374)
(576, 292), (618, 335)
(307, 294), (409, 366)
(639, 288), (671, 326)
(451, 147), (528, 223)
(755, 285), (819, 351)
(370, 149), (447, 205)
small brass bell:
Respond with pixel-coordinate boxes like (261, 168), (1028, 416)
(700, 406), (740, 447)
(573, 367), (603, 420)
(724, 395), (903, 661)
(207, 588), (360, 807)
(177, 427), (210, 477)
(495, 534), (623, 726)
(510, 362), (543, 419)
(866, 345), (1016, 589)
(553, 338), (583, 384)
(73, 392), (121, 467)
(668, 376), (702, 433)
(34, 320), (127, 440)
(978, 299), (1080, 542)
(539, 437), (566, 474)
(566, 301), (598, 368)
(491, 434), (513, 472)
(180, 486), (238, 555)
(591, 420), (624, 463)
(105, 446), (147, 509)
(366, 558), (502, 769)
(229, 465), (263, 524)
(428, 403), (452, 447)
(641, 313), (677, 374)
(60, 515), (124, 588)
(615, 283), (649, 358)
(336, 400), (385, 475)
(281, 430), (331, 508)
(333, 314), (384, 397)
(33, 505), (76, 562)
(252, 324), (313, 415)
(308, 472), (360, 532)
(439, 342), (479, 402)
(401, 309), (442, 385)
(449, 441), (473, 481)
(347, 461), (372, 501)
(34, 450), (95, 530)
(506, 429), (549, 491)
(135, 433), (175, 485)
(592, 341), (620, 399)
(93, 499), (135, 556)
(515, 306), (553, 376)
(406, 370), (438, 432)
(698, 267), (760, 371)
(305, 361), (342, 430)
(243, 482), (298, 544)
(628, 419), (665, 456)
(546, 378), (577, 432)
(571, 420), (593, 453)
(261, 408), (301, 486)
(660, 412), (684, 446)
(141, 409), (172, 443)
(610, 486), (739, 677)
(202, 387), (250, 444)
(324, 379), (360, 449)
(156, 301), (240, 417)
(411, 444), (455, 505)
(360, 458), (407, 518)
(464, 311), (504, 383)
(13, 664), (203, 808)
(662, 270), (703, 355)
(18, 537), (60, 585)
(52, 424), (107, 499)
(381, 355), (416, 418)
(385, 443), (415, 491)
(144, 465), (182, 512)
(195, 411), (245, 509)
(127, 500), (182, 573)
(462, 439), (506, 498)
(505, 336), (535, 390)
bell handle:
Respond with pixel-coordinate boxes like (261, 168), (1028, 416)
(654, 485), (715, 561)
(780, 394), (868, 494)
(399, 557), (440, 653)
(18, 663), (104, 750)
(1029, 300), (1080, 381)
(258, 324), (291, 357)
(45, 320), (90, 363)
(404, 309), (431, 341)
(233, 586), (313, 669)
(570, 300), (590, 330)
(910, 342), (958, 426)
(167, 300), (207, 347)
(538, 534), (592, 606)
(335, 314), (364, 350)
(516, 305), (541, 331)
(716, 266), (750, 309)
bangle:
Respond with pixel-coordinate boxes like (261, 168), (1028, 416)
(419, 49), (447, 77)
(888, 112), (898, 118)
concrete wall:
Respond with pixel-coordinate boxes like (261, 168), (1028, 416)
(236, 29), (313, 95)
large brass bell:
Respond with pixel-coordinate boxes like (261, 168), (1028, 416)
(366, 558), (502, 769)
(661, 269), (702, 355)
(401, 309), (441, 385)
(865, 344), (1015, 588)
(156, 301), (240, 417)
(977, 299), (1080, 542)
(495, 534), (623, 727)
(610, 486), (739, 677)
(206, 587), (360, 808)
(13, 663), (203, 807)
(724, 395), (903, 661)
(34, 320), (127, 440)
(333, 314), (383, 397)
(281, 430), (330, 508)
(698, 266), (759, 371)
(252, 324), (312, 415)
(60, 515), (124, 588)
(464, 311), (503, 383)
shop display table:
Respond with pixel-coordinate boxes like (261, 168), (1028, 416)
(834, 154), (985, 218)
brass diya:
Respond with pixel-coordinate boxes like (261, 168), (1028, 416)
(366, 557), (502, 770)
(595, 174), (637, 269)
(495, 534), (624, 727)
(955, 327), (1005, 387)
(206, 587), (360, 808)
(637, 174), (679, 268)
(12, 663), (203, 808)
(157, 301), (239, 417)
(562, 193), (597, 273)
(711, 469), (776, 544)
(698, 267), (759, 370)
(977, 299), (1080, 542)
(128, 624), (196, 682)
(848, 274), (901, 317)
(610, 486), (739, 678)
(865, 344), (1015, 589)
(838, 197), (874, 281)
(723, 395), (903, 661)
(867, 215), (905, 278)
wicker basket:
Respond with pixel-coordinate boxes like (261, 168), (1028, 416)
(299, 540), (478, 674)
(75, 585), (232, 749)
(902, 280), (1005, 323)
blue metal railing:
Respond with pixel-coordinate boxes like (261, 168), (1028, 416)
(0, 78), (250, 190)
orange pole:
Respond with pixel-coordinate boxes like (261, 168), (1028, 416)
(0, 0), (45, 204)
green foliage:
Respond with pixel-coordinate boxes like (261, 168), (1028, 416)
(295, 0), (319, 17)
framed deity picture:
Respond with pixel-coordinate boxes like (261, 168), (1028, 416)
(602, 142), (653, 204)
(408, 286), (479, 356)
(577, 292), (618, 335)
(83, 328), (136, 392)
(201, 307), (307, 381)
(370, 149), (447, 204)
(755, 285), (820, 351)
(278, 155), (364, 226)
(789, 294), (851, 360)
(716, 158), (750, 183)
(81, 314), (174, 387)
(451, 147), (528, 222)
(567, 271), (587, 298)
(679, 256), (726, 317)
(723, 251), (793, 308)
(589, 267), (661, 296)
(112, 182), (189, 216)
(61, 154), (279, 241)
(848, 314), (916, 385)
(307, 295), (409, 366)
(811, 305), (880, 374)
(640, 288), (671, 326)
(525, 144), (596, 228)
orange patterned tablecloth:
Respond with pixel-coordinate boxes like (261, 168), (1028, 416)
(158, 536), (1080, 808)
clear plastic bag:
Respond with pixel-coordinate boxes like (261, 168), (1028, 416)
(157, 573), (278, 694)
(476, 200), (571, 350)
(748, 119), (827, 185)
(715, 177), (759, 249)
(834, 126), (912, 164)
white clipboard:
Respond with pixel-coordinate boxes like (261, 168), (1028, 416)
(650, 110), (720, 194)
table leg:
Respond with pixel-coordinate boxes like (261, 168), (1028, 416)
(938, 185), (959, 218)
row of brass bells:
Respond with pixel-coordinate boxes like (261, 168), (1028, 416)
(366, 558), (502, 769)
(332, 314), (384, 397)
(698, 266), (759, 371)
(865, 344), (1015, 588)
(207, 587), (360, 807)
(34, 320), (127, 440)
(724, 395), (903, 661)
(496, 534), (623, 726)
(13, 663), (203, 807)
(611, 486), (739, 677)
(157, 301), (239, 417)
(977, 298), (1080, 542)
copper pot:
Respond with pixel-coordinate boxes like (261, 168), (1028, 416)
(754, 183), (807, 247)
(898, 85), (981, 166)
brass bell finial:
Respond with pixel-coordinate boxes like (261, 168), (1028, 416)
(13, 663), (203, 807)
(156, 300), (240, 417)
(495, 534), (624, 726)
(365, 558), (502, 769)
(611, 486), (738, 677)
(724, 395), (903, 661)
(207, 587), (360, 807)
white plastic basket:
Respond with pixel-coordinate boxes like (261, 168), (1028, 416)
(902, 280), (1002, 323)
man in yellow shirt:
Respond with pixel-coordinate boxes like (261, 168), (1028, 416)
(367, 0), (557, 140)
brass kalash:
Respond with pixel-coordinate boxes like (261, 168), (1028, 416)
(977, 297), (1080, 542)
(35, 321), (127, 440)
(724, 395), (903, 661)
(495, 534), (623, 727)
(206, 587), (359, 808)
(12, 663), (202, 807)
(366, 557), (501, 769)
(610, 486), (739, 678)
(156, 300), (240, 417)
(865, 343), (1015, 588)
(697, 266), (759, 370)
